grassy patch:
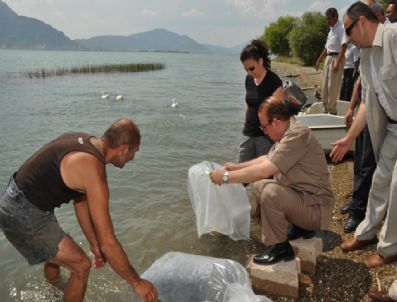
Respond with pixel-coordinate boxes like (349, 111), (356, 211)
(23, 63), (166, 79)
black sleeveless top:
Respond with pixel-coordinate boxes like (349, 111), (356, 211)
(14, 132), (105, 212)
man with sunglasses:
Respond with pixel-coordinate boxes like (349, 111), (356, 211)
(331, 2), (397, 269)
(315, 8), (347, 115)
(210, 96), (334, 265)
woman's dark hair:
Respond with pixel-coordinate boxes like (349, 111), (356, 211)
(346, 1), (379, 23)
(240, 39), (271, 70)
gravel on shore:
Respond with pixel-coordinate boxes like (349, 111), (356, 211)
(263, 62), (395, 302)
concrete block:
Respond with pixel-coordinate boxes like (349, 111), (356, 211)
(246, 256), (301, 298)
(290, 237), (323, 273)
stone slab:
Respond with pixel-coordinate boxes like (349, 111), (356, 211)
(246, 256), (301, 298)
(290, 237), (323, 273)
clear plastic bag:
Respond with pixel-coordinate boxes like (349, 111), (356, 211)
(187, 161), (250, 241)
(142, 252), (272, 302)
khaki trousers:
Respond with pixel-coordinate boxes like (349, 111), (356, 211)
(253, 179), (321, 246)
(322, 55), (345, 114)
(355, 123), (397, 257)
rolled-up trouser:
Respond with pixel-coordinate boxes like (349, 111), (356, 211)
(0, 177), (65, 265)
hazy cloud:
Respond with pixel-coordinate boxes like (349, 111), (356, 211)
(141, 9), (158, 17)
(181, 9), (203, 17)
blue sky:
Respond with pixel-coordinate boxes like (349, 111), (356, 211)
(6, 0), (357, 47)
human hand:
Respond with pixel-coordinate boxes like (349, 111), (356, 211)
(91, 245), (106, 268)
(209, 169), (224, 185)
(330, 137), (352, 163)
(332, 62), (339, 73)
(224, 162), (237, 171)
(132, 278), (158, 302)
(345, 109), (354, 129)
(315, 60), (320, 71)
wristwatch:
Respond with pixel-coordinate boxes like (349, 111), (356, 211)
(222, 171), (229, 184)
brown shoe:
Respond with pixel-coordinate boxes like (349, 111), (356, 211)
(368, 290), (395, 301)
(365, 252), (397, 268)
(341, 236), (378, 252)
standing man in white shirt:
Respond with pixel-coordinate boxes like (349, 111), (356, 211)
(316, 8), (347, 115)
(340, 43), (359, 102)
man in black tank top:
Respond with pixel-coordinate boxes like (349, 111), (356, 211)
(0, 118), (158, 302)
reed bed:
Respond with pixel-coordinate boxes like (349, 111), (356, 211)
(23, 63), (166, 79)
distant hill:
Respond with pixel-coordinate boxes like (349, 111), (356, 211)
(0, 1), (85, 50)
(202, 43), (245, 55)
(0, 1), (242, 53)
(77, 28), (211, 53)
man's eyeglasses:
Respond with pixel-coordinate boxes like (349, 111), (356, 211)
(345, 18), (358, 36)
(259, 120), (272, 131)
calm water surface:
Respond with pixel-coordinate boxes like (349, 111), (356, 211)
(0, 49), (276, 301)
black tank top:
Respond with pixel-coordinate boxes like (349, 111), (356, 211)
(14, 132), (105, 211)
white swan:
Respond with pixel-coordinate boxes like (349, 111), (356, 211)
(116, 92), (124, 101)
(101, 91), (110, 100)
(171, 98), (178, 108)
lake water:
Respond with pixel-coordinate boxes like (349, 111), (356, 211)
(0, 49), (282, 301)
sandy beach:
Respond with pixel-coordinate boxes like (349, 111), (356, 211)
(263, 61), (393, 302)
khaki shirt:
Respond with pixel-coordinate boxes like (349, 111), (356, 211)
(267, 117), (335, 229)
(360, 23), (397, 160)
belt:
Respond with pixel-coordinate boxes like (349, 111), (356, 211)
(327, 52), (339, 56)
(388, 117), (397, 124)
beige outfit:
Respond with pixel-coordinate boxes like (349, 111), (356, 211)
(253, 117), (334, 246)
(354, 23), (397, 257)
(322, 20), (346, 114)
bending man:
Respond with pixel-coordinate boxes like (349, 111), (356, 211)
(0, 118), (157, 302)
(210, 97), (334, 265)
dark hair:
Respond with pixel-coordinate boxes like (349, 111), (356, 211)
(259, 96), (293, 121)
(388, 0), (396, 5)
(371, 3), (385, 16)
(240, 39), (271, 70)
(346, 1), (379, 22)
(102, 118), (141, 149)
(326, 8), (338, 18)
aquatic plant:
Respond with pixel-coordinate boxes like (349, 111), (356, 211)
(23, 63), (165, 79)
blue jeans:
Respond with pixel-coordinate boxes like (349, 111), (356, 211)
(0, 177), (65, 265)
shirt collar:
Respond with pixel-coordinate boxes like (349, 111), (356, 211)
(372, 23), (384, 48)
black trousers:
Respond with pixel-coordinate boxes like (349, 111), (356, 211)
(340, 68), (355, 101)
(351, 126), (377, 220)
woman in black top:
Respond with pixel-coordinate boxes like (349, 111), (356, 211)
(239, 39), (285, 163)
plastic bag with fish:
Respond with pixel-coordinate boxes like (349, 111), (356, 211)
(187, 161), (250, 241)
(142, 252), (272, 302)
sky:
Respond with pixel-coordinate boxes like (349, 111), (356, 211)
(5, 0), (358, 47)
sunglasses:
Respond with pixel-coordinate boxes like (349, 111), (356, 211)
(245, 66), (256, 72)
(345, 18), (358, 36)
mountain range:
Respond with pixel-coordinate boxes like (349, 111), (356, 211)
(0, 1), (242, 54)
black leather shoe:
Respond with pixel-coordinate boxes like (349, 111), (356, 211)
(253, 241), (295, 265)
(287, 224), (315, 241)
(340, 203), (353, 215)
(343, 216), (362, 233)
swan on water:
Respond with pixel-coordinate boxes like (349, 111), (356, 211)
(171, 98), (178, 108)
(116, 92), (124, 101)
(101, 91), (110, 100)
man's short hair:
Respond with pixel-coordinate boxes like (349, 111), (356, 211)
(326, 8), (339, 18)
(103, 118), (141, 149)
(259, 97), (293, 122)
(371, 3), (385, 15)
(346, 2), (379, 23)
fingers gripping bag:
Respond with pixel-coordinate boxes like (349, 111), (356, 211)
(187, 161), (250, 241)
